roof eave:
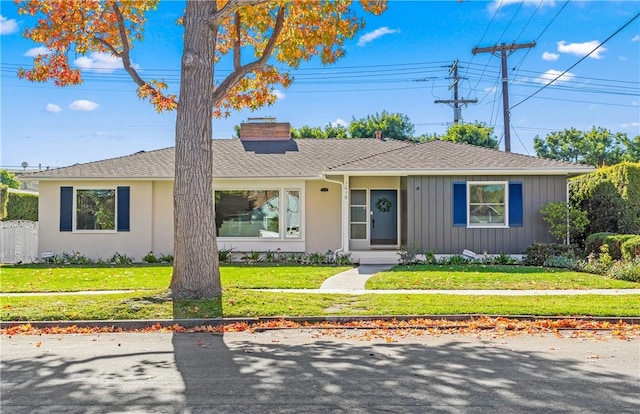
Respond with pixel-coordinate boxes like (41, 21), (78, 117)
(325, 167), (596, 176)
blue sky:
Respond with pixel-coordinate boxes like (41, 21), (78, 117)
(1, 0), (639, 170)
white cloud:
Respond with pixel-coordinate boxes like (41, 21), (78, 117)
(620, 122), (639, 129)
(557, 40), (607, 59)
(542, 51), (559, 61)
(632, 35), (640, 42)
(272, 89), (285, 100)
(69, 100), (100, 111)
(24, 46), (52, 57)
(484, 86), (498, 93)
(331, 118), (348, 127)
(0, 15), (19, 35)
(490, 0), (554, 11)
(357, 27), (399, 47)
(93, 131), (123, 139)
(535, 69), (575, 85)
(45, 103), (62, 113)
(74, 52), (126, 73)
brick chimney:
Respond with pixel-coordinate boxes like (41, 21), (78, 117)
(240, 118), (291, 141)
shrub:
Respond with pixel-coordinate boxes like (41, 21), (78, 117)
(570, 162), (640, 243)
(621, 236), (640, 261)
(0, 185), (7, 220)
(605, 234), (639, 260)
(606, 257), (640, 282)
(584, 232), (617, 255)
(487, 252), (519, 265)
(334, 252), (353, 265)
(540, 201), (589, 243)
(522, 243), (574, 266)
(159, 253), (174, 263)
(143, 251), (159, 263)
(397, 245), (423, 265)
(218, 247), (234, 263)
(109, 252), (133, 265)
(5, 190), (38, 221)
(543, 255), (579, 269)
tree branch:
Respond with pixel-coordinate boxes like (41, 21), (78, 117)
(212, 4), (286, 106)
(208, 0), (273, 29)
(233, 12), (241, 70)
(107, 2), (147, 89)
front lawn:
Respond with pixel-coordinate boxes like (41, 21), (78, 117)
(0, 264), (352, 292)
(2, 290), (639, 320)
(366, 264), (639, 290)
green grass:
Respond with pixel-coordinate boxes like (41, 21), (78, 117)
(2, 263), (639, 321)
(366, 264), (639, 290)
(0, 263), (351, 292)
(2, 290), (639, 320)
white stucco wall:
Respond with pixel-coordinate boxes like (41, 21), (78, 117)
(304, 179), (342, 253)
(38, 180), (156, 261)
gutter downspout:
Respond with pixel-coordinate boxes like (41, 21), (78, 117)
(323, 174), (348, 258)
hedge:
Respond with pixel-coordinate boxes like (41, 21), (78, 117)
(4, 191), (38, 221)
(570, 162), (640, 243)
(621, 236), (640, 261)
(584, 232), (617, 256)
(0, 185), (7, 220)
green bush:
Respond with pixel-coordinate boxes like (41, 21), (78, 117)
(604, 234), (639, 260)
(522, 243), (574, 266)
(621, 236), (640, 261)
(570, 162), (640, 243)
(543, 255), (579, 269)
(584, 232), (617, 255)
(5, 191), (38, 221)
(0, 185), (7, 220)
(606, 257), (640, 282)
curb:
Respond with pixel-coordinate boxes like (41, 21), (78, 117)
(2, 314), (639, 330)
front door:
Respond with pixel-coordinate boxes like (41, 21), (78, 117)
(370, 190), (398, 245)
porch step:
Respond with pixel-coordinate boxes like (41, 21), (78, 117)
(350, 250), (400, 265)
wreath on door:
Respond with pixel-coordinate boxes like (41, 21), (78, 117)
(375, 197), (392, 213)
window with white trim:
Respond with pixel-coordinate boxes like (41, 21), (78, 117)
(467, 182), (508, 227)
(76, 189), (116, 230)
(215, 189), (301, 238)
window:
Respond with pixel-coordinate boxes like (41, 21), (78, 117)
(468, 182), (507, 226)
(452, 181), (523, 228)
(285, 189), (300, 238)
(60, 186), (129, 232)
(76, 189), (116, 230)
(215, 189), (301, 238)
(350, 189), (367, 239)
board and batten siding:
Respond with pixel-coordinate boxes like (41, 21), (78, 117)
(406, 175), (566, 255)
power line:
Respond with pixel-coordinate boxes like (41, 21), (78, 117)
(511, 11), (640, 110)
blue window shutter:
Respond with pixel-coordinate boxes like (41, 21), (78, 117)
(509, 182), (523, 227)
(60, 186), (73, 232)
(117, 186), (130, 232)
(452, 182), (467, 226)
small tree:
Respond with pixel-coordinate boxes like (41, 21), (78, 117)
(0, 170), (20, 189)
(540, 202), (589, 245)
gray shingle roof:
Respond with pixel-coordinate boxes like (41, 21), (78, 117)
(23, 138), (592, 180)
(327, 139), (589, 173)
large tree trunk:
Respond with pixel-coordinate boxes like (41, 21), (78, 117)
(170, 1), (221, 299)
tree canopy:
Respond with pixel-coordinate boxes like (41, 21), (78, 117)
(18, 0), (387, 299)
(534, 127), (639, 167)
(0, 170), (20, 189)
(435, 122), (499, 149)
(349, 110), (415, 140)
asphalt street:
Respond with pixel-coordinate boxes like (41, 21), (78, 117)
(1, 329), (639, 413)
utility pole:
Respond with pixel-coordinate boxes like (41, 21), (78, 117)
(472, 42), (535, 152)
(434, 60), (477, 123)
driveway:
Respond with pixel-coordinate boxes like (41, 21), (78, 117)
(2, 329), (638, 413)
